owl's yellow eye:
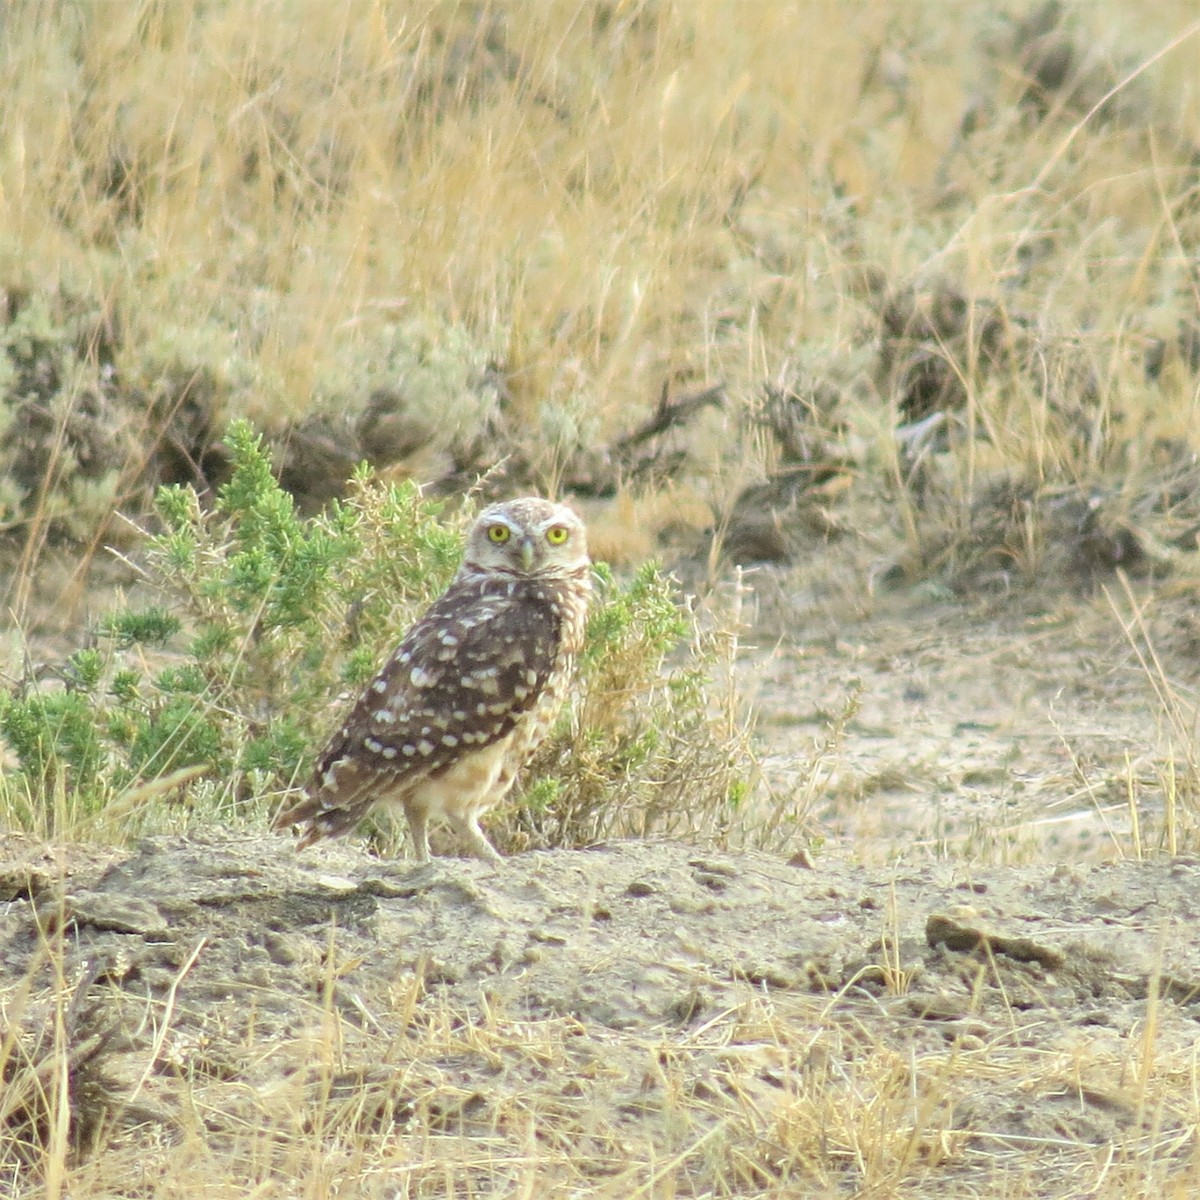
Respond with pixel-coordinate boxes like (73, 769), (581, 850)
(546, 525), (569, 545)
(487, 524), (511, 544)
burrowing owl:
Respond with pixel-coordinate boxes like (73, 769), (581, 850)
(274, 497), (591, 862)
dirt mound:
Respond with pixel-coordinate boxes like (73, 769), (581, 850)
(4, 834), (1198, 1195)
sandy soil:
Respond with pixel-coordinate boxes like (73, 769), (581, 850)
(4, 578), (1200, 1197)
(4, 831), (1200, 1197)
(734, 552), (1200, 864)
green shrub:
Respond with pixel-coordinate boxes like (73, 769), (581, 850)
(1, 420), (749, 848)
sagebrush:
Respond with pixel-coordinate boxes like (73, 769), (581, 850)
(0, 421), (750, 850)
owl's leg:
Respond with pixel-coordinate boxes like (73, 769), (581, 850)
(405, 806), (431, 862)
(452, 814), (503, 864)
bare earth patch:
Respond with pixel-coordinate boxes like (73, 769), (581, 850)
(744, 586), (1197, 865)
(4, 731), (1200, 1197)
(6, 540), (1200, 1196)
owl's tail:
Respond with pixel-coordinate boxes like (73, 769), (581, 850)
(273, 783), (373, 847)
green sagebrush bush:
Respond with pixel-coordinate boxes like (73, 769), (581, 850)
(1, 420), (747, 847)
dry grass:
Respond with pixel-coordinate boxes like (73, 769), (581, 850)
(6, 0), (1200, 1196)
(7, 861), (1200, 1200)
(2, 1), (1195, 577)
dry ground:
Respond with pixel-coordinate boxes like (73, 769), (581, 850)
(744, 578), (1200, 866)
(5, 573), (1200, 1198)
(5, 822), (1200, 1199)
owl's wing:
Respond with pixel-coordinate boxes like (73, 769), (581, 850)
(274, 578), (563, 840)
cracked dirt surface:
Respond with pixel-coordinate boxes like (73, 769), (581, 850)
(5, 579), (1200, 1196)
(4, 819), (1200, 1196)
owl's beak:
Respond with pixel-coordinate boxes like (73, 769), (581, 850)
(519, 536), (535, 571)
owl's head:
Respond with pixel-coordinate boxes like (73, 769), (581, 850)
(464, 497), (589, 577)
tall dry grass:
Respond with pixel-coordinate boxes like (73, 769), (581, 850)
(2, 0), (879, 428)
(0, 2), (1198, 582)
(0, 3), (1196, 557)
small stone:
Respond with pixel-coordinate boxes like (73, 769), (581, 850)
(39, 891), (170, 937)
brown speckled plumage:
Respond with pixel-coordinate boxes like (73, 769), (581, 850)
(274, 498), (591, 862)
